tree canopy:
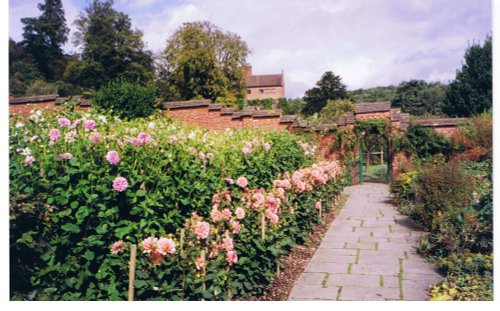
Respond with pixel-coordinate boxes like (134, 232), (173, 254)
(21, 0), (69, 81)
(443, 35), (492, 117)
(318, 98), (354, 123)
(392, 80), (446, 116)
(158, 21), (249, 102)
(67, 0), (154, 89)
(302, 71), (347, 115)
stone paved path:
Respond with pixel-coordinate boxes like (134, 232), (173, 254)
(289, 183), (443, 301)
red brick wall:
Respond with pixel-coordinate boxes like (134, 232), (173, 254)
(9, 101), (58, 117)
(433, 126), (458, 138)
(355, 111), (391, 121)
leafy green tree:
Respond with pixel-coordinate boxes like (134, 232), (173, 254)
(392, 80), (446, 116)
(444, 35), (492, 117)
(302, 71), (347, 115)
(68, 0), (154, 90)
(318, 98), (354, 122)
(158, 21), (249, 102)
(277, 98), (306, 115)
(347, 85), (397, 103)
(9, 39), (44, 96)
(21, 0), (69, 81)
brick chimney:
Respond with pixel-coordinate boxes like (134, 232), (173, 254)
(244, 65), (252, 77)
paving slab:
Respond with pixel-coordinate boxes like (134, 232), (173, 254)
(289, 182), (443, 301)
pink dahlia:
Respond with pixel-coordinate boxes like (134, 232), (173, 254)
(84, 119), (96, 131)
(110, 240), (127, 254)
(235, 207), (246, 220)
(315, 201), (322, 210)
(195, 255), (205, 270)
(157, 237), (176, 255)
(58, 153), (73, 159)
(229, 220), (241, 234)
(49, 128), (61, 141)
(112, 177), (128, 192)
(58, 117), (71, 127)
(221, 208), (232, 220)
(226, 250), (238, 266)
(242, 146), (252, 154)
(206, 152), (214, 159)
(89, 131), (102, 144)
(225, 178), (234, 185)
(141, 237), (159, 254)
(222, 237), (234, 251)
(137, 132), (151, 144)
(23, 155), (35, 167)
(210, 208), (223, 222)
(266, 211), (279, 224)
(236, 176), (248, 188)
(106, 150), (120, 165)
(193, 221), (210, 239)
(263, 143), (271, 151)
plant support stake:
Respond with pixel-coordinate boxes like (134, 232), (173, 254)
(128, 244), (137, 301)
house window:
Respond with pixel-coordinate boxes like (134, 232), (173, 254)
(260, 88), (276, 94)
(247, 89), (251, 94)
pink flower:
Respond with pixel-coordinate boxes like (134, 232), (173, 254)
(137, 132), (151, 144)
(167, 135), (177, 144)
(226, 250), (238, 266)
(110, 240), (127, 254)
(157, 237), (176, 255)
(49, 128), (61, 142)
(235, 207), (245, 220)
(112, 177), (128, 192)
(315, 201), (322, 210)
(266, 194), (280, 210)
(58, 117), (71, 127)
(206, 152), (214, 159)
(226, 178), (234, 185)
(71, 119), (82, 128)
(236, 176), (248, 188)
(106, 150), (120, 165)
(263, 143), (271, 151)
(141, 237), (158, 254)
(58, 153), (73, 159)
(229, 220), (241, 234)
(221, 208), (232, 220)
(149, 251), (163, 266)
(211, 208), (223, 222)
(242, 146), (252, 154)
(23, 155), (35, 167)
(252, 139), (259, 146)
(89, 131), (102, 144)
(266, 211), (279, 224)
(222, 237), (234, 251)
(128, 137), (142, 147)
(199, 151), (206, 161)
(84, 119), (96, 131)
(193, 221), (210, 239)
(195, 255), (205, 270)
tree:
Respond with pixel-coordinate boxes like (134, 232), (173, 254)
(347, 85), (397, 103)
(21, 0), (69, 81)
(158, 21), (249, 102)
(318, 98), (354, 123)
(68, 0), (154, 90)
(302, 71), (347, 115)
(277, 98), (306, 115)
(9, 39), (44, 96)
(443, 35), (492, 117)
(392, 80), (446, 116)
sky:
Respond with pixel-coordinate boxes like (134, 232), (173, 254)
(8, 0), (492, 98)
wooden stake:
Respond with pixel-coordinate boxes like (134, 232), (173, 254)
(261, 213), (266, 240)
(319, 205), (322, 220)
(128, 244), (137, 301)
(180, 229), (185, 257)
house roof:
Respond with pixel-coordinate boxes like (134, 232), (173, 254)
(245, 74), (284, 88)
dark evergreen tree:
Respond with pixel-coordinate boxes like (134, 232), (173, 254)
(21, 0), (69, 81)
(302, 71), (347, 115)
(392, 80), (446, 116)
(443, 35), (492, 117)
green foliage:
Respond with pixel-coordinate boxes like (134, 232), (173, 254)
(25, 80), (59, 96)
(9, 39), (44, 96)
(247, 98), (273, 110)
(394, 125), (451, 159)
(444, 35), (492, 117)
(9, 107), (345, 300)
(70, 0), (154, 90)
(347, 85), (397, 103)
(302, 71), (347, 115)
(93, 80), (157, 120)
(277, 98), (306, 115)
(318, 99), (354, 123)
(429, 252), (493, 301)
(21, 0), (69, 81)
(158, 21), (249, 102)
(449, 113), (492, 162)
(392, 80), (446, 116)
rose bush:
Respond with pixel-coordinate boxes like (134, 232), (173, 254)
(10, 107), (346, 300)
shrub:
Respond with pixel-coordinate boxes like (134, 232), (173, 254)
(9, 107), (346, 300)
(93, 80), (157, 120)
(395, 125), (452, 159)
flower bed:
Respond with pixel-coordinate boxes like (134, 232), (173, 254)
(10, 107), (346, 300)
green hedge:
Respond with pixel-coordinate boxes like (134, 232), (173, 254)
(10, 107), (346, 300)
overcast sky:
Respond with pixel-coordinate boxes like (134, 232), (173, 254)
(9, 0), (492, 98)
